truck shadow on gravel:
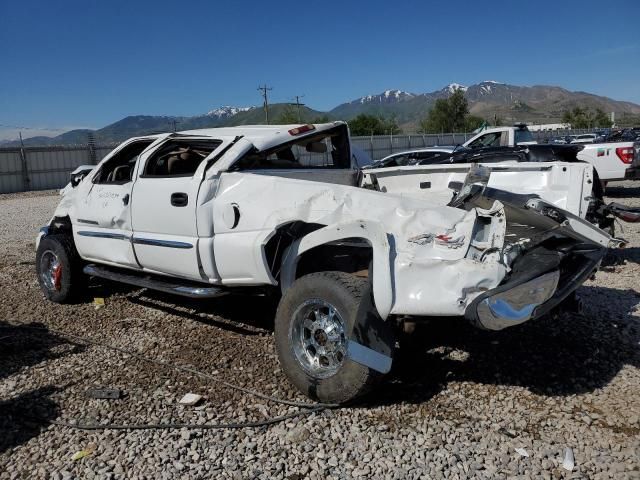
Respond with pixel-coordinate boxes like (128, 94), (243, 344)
(605, 185), (640, 198)
(127, 291), (278, 334)
(0, 386), (61, 455)
(601, 247), (640, 267)
(370, 285), (640, 407)
(82, 277), (277, 334)
(0, 322), (84, 454)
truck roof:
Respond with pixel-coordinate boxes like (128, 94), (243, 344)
(173, 122), (346, 152)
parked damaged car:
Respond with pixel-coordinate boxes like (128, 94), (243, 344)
(36, 122), (622, 403)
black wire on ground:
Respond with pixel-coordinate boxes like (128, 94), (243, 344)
(46, 407), (326, 431)
(1, 322), (337, 431)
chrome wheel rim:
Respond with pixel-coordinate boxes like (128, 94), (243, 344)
(39, 250), (62, 291)
(290, 299), (347, 379)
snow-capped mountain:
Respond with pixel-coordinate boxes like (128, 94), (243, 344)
(354, 89), (416, 104)
(206, 106), (254, 119)
(11, 81), (640, 146)
(444, 83), (468, 94)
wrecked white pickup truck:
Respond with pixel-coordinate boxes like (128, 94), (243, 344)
(36, 122), (616, 403)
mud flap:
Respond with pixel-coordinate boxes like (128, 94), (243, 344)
(347, 281), (395, 374)
(346, 340), (392, 374)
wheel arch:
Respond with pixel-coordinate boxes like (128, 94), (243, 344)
(280, 220), (394, 319)
(37, 215), (74, 251)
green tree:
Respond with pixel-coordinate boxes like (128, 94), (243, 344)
(465, 115), (484, 131)
(311, 115), (330, 123)
(348, 114), (400, 136)
(562, 107), (612, 128)
(381, 116), (401, 135)
(418, 89), (473, 133)
(274, 105), (300, 124)
(593, 108), (613, 128)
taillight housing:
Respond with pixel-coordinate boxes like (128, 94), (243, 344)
(616, 147), (634, 164)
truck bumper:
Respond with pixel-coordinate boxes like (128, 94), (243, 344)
(625, 167), (640, 180)
(465, 246), (603, 331)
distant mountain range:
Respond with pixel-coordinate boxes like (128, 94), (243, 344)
(4, 81), (640, 146)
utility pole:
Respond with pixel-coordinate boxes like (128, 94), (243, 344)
(257, 85), (273, 124)
(169, 118), (180, 132)
(18, 132), (30, 191)
(293, 95), (305, 123)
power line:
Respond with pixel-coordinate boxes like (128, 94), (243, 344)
(257, 85), (273, 124)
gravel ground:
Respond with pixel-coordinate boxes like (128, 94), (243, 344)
(0, 184), (639, 479)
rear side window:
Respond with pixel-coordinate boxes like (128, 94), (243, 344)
(515, 129), (534, 143)
(143, 139), (222, 177)
(232, 126), (351, 171)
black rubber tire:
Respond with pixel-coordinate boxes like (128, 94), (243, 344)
(274, 271), (395, 404)
(36, 233), (83, 303)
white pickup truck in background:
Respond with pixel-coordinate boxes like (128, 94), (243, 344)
(463, 125), (639, 182)
(577, 142), (640, 182)
(371, 124), (640, 184)
(462, 124), (537, 148)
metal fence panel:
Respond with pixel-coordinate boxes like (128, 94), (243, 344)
(0, 128), (605, 194)
(0, 149), (23, 193)
(27, 147), (92, 191)
(95, 147), (114, 162)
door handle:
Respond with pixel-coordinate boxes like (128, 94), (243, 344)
(171, 192), (188, 207)
(122, 194), (130, 206)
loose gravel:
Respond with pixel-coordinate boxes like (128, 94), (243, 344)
(0, 184), (639, 479)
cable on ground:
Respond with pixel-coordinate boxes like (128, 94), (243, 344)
(1, 322), (337, 431)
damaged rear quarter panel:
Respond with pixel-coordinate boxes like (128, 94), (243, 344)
(212, 172), (508, 317)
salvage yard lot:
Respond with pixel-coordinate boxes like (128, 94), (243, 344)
(1, 184), (639, 479)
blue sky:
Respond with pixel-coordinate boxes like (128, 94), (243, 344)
(0, 0), (638, 138)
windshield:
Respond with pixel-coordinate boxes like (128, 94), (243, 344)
(515, 129), (534, 144)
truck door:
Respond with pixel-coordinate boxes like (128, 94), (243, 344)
(130, 137), (223, 281)
(72, 138), (157, 268)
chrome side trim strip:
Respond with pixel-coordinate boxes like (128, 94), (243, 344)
(77, 231), (129, 240)
(132, 237), (193, 249)
(77, 218), (100, 225)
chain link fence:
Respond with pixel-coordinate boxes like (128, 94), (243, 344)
(0, 128), (599, 194)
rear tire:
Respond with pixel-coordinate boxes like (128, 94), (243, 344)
(274, 271), (395, 404)
(36, 234), (83, 303)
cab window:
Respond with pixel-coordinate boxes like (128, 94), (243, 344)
(468, 132), (503, 149)
(142, 139), (222, 177)
(94, 139), (154, 184)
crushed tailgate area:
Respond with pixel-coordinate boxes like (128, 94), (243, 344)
(1, 185), (639, 479)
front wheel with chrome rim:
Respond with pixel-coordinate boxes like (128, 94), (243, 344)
(290, 298), (348, 379)
(275, 271), (395, 404)
(36, 233), (83, 303)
